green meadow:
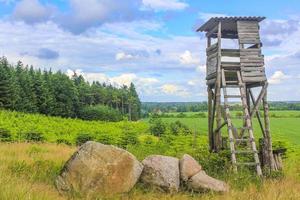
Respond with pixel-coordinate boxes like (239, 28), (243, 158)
(0, 109), (300, 199)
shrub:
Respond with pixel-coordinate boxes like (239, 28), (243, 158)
(75, 133), (94, 146)
(79, 105), (122, 122)
(149, 118), (166, 137)
(177, 112), (187, 118)
(0, 128), (12, 142)
(195, 112), (206, 118)
(24, 132), (45, 142)
(56, 138), (72, 146)
(169, 121), (192, 135)
(235, 111), (243, 118)
(120, 129), (139, 148)
(96, 133), (115, 145)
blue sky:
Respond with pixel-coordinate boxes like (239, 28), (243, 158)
(0, 0), (300, 102)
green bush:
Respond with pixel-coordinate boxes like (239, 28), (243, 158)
(195, 112), (206, 118)
(0, 128), (12, 142)
(56, 139), (72, 146)
(24, 132), (45, 142)
(169, 120), (192, 135)
(79, 105), (122, 122)
(149, 118), (166, 137)
(177, 112), (187, 118)
(75, 133), (94, 146)
(96, 133), (116, 145)
(120, 129), (139, 148)
(235, 111), (243, 118)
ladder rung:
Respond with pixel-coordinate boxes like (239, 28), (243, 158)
(225, 95), (242, 98)
(226, 81), (238, 83)
(238, 127), (252, 130)
(233, 150), (257, 154)
(235, 138), (254, 142)
(224, 85), (241, 88)
(224, 70), (237, 72)
(235, 162), (259, 166)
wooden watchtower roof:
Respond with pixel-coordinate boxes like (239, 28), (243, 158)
(197, 16), (267, 87)
(197, 16), (265, 38)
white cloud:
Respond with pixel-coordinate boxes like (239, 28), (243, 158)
(179, 50), (199, 65)
(160, 84), (190, 97)
(142, 0), (188, 11)
(196, 65), (206, 73)
(187, 80), (195, 86)
(115, 52), (134, 61)
(66, 70), (159, 91)
(269, 71), (289, 84)
(12, 0), (54, 24)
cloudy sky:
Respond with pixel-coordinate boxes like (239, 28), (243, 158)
(0, 0), (300, 102)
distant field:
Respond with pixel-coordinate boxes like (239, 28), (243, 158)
(143, 110), (300, 146)
(165, 110), (300, 118)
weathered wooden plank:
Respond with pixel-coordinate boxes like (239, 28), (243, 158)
(242, 66), (265, 71)
(206, 78), (216, 86)
(207, 52), (218, 60)
(238, 30), (260, 34)
(239, 36), (260, 40)
(240, 48), (261, 52)
(221, 49), (240, 57)
(239, 39), (261, 44)
(206, 43), (218, 52)
(240, 56), (264, 60)
(238, 26), (259, 30)
(221, 62), (241, 68)
(240, 53), (262, 57)
(238, 32), (259, 36)
(241, 62), (264, 67)
(207, 67), (216, 75)
(241, 55), (264, 59)
(240, 59), (264, 63)
(207, 48), (218, 55)
(243, 76), (267, 82)
(206, 72), (217, 80)
(242, 71), (265, 77)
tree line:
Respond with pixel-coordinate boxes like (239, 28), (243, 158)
(142, 101), (300, 115)
(0, 57), (141, 121)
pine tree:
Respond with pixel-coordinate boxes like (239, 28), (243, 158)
(128, 83), (141, 121)
(0, 57), (12, 108)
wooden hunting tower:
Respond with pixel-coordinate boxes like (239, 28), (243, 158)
(197, 17), (277, 175)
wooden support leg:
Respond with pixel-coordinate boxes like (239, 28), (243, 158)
(208, 87), (214, 152)
(216, 87), (222, 152)
(262, 89), (276, 171)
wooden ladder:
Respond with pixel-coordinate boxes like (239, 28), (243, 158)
(221, 69), (262, 176)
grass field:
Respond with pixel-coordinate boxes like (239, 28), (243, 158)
(165, 110), (300, 118)
(0, 110), (300, 199)
(143, 110), (300, 147)
(0, 143), (299, 200)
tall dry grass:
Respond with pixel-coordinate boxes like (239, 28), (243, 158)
(0, 143), (299, 200)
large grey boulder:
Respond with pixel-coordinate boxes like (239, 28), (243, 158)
(187, 171), (229, 192)
(179, 154), (202, 182)
(55, 141), (143, 198)
(140, 155), (180, 192)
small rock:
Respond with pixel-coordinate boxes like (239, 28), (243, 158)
(55, 141), (143, 198)
(179, 154), (202, 182)
(140, 155), (180, 192)
(188, 171), (229, 192)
